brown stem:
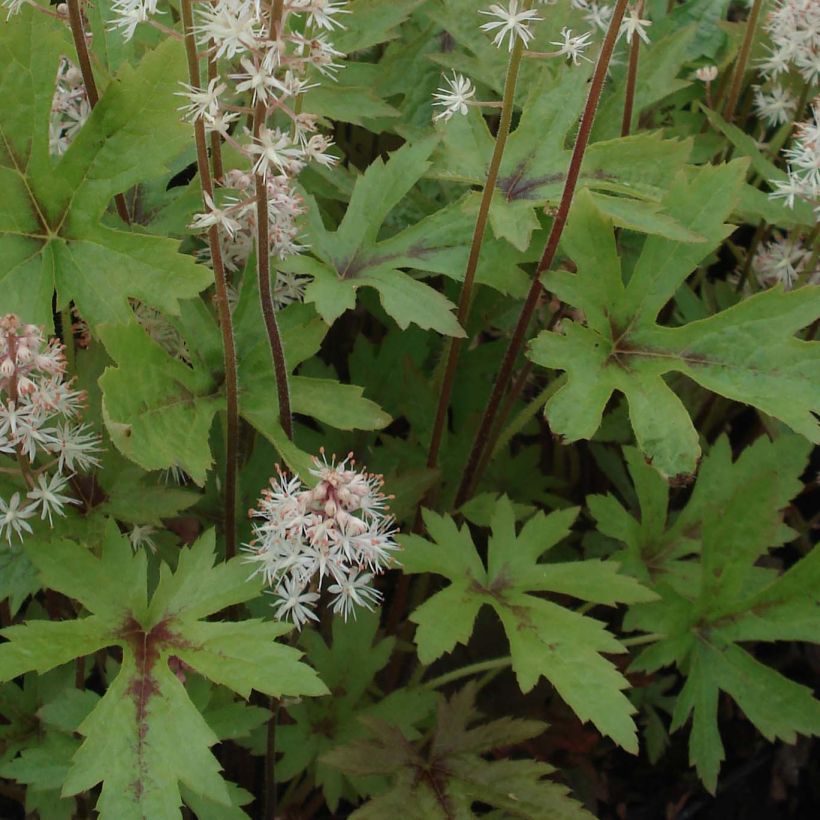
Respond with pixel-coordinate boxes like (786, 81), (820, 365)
(621, 0), (644, 137)
(723, 0), (763, 124)
(454, 0), (630, 508)
(206, 37), (225, 183)
(426, 37), (525, 472)
(181, 0), (239, 559)
(252, 5), (293, 441)
(67, 0), (131, 224)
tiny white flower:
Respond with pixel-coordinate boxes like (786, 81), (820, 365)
(190, 192), (242, 239)
(582, 1), (613, 32)
(549, 27), (594, 65)
(327, 570), (382, 621)
(2, 0), (28, 19)
(26, 472), (78, 525)
(175, 78), (226, 123)
(694, 65), (718, 82)
(619, 7), (651, 45)
(128, 524), (159, 553)
(432, 73), (476, 122)
(753, 85), (796, 127)
(479, 1), (542, 51)
(47, 423), (102, 473)
(249, 127), (305, 178)
(270, 576), (320, 629)
(0, 493), (35, 544)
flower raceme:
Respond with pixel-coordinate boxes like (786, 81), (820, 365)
(174, 0), (345, 300)
(0, 314), (101, 544)
(243, 451), (399, 627)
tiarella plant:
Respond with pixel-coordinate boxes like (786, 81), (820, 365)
(0, 1), (818, 818)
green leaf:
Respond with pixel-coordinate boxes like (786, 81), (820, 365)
(231, 272), (391, 472)
(294, 138), (466, 335)
(528, 169), (820, 478)
(622, 434), (820, 791)
(0, 10), (210, 330)
(702, 107), (815, 228)
(323, 684), (593, 819)
(433, 67), (695, 250)
(0, 525), (326, 818)
(400, 497), (655, 752)
(98, 321), (222, 486)
(273, 611), (435, 811)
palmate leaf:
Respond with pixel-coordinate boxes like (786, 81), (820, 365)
(272, 611), (435, 811)
(98, 321), (223, 486)
(528, 168), (820, 479)
(0, 668), (98, 820)
(618, 434), (820, 792)
(323, 683), (593, 820)
(287, 136), (526, 334)
(0, 524), (326, 819)
(98, 279), (391, 483)
(0, 8), (210, 330)
(400, 496), (656, 752)
(432, 66), (697, 251)
(231, 271), (392, 475)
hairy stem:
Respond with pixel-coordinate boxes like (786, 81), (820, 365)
(181, 0), (240, 559)
(67, 0), (131, 225)
(252, 3), (293, 441)
(206, 43), (225, 183)
(723, 0), (763, 123)
(621, 0), (644, 137)
(454, 0), (630, 508)
(426, 38), (525, 473)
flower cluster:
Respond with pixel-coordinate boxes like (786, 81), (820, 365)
(0, 315), (101, 544)
(759, 0), (820, 85)
(752, 1), (819, 135)
(434, 2), (652, 123)
(49, 57), (90, 157)
(176, 0), (342, 287)
(770, 100), (820, 216)
(243, 451), (399, 626)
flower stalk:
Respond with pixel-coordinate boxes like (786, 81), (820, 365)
(66, 0), (131, 224)
(180, 0), (240, 558)
(621, 0), (644, 136)
(253, 0), (293, 441)
(723, 0), (764, 123)
(454, 0), (631, 507)
(426, 36), (526, 473)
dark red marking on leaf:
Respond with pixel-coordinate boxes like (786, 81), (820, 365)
(497, 168), (615, 202)
(116, 615), (189, 804)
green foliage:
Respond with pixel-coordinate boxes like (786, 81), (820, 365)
(594, 434), (820, 792)
(323, 683), (593, 819)
(433, 66), (697, 251)
(529, 174), (820, 479)
(273, 611), (435, 810)
(1, 0), (819, 814)
(400, 496), (656, 752)
(0, 524), (325, 818)
(0, 8), (210, 331)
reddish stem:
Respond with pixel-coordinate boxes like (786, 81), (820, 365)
(621, 1), (644, 137)
(181, 0), (240, 558)
(66, 0), (131, 224)
(454, 0), (631, 507)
